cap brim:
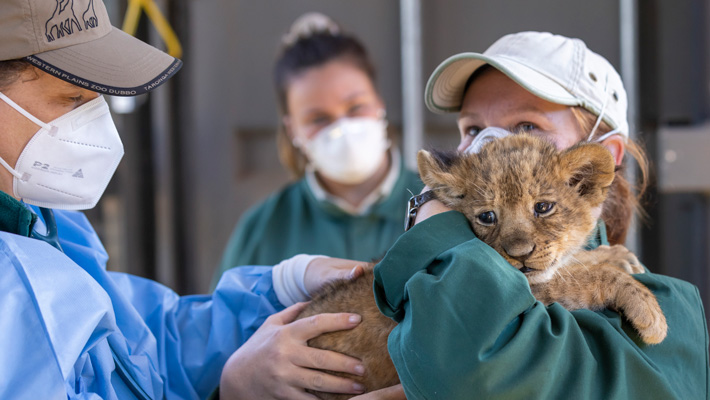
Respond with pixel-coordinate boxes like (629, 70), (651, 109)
(24, 27), (181, 96)
(425, 52), (580, 114)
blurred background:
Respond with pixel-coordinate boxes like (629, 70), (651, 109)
(92, 0), (710, 326)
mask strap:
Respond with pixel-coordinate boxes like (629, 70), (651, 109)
(587, 75), (611, 142)
(593, 128), (623, 143)
(377, 108), (387, 121)
(0, 91), (49, 181)
(0, 91), (55, 134)
(0, 155), (25, 180)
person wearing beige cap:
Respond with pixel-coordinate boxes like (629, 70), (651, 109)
(0, 1), (385, 399)
(372, 32), (708, 399)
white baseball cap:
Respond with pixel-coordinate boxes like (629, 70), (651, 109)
(1, 0), (181, 96)
(425, 31), (628, 137)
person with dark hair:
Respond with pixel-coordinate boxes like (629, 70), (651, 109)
(212, 13), (422, 289)
(0, 1), (398, 398)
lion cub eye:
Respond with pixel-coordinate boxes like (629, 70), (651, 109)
(477, 211), (497, 226)
(534, 202), (555, 216)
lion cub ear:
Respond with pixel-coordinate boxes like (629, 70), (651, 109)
(559, 143), (616, 205)
(417, 149), (456, 188)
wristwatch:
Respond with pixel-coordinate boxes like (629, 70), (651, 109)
(404, 190), (437, 232)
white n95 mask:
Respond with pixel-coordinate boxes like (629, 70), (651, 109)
(300, 116), (390, 185)
(463, 127), (512, 154)
(0, 93), (124, 210)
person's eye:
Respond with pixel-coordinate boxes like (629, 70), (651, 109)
(348, 104), (364, 114)
(349, 103), (379, 118)
(65, 95), (84, 107)
(465, 126), (483, 137)
(513, 122), (538, 133)
(309, 115), (331, 126)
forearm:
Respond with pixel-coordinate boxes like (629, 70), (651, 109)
(375, 212), (681, 400)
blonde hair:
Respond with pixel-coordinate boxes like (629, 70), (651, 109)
(570, 107), (649, 245)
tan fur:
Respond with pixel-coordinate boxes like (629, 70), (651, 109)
(298, 267), (396, 400)
(417, 134), (666, 344)
(295, 134), (666, 399)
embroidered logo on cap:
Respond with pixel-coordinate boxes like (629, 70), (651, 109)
(45, 0), (99, 42)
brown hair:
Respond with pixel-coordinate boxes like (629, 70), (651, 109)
(570, 107), (649, 245)
(0, 59), (32, 91)
(273, 26), (378, 178)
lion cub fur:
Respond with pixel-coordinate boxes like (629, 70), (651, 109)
(297, 134), (667, 399)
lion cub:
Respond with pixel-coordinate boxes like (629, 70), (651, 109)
(417, 134), (667, 345)
(297, 134), (667, 399)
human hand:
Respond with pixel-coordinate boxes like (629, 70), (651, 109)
(352, 384), (406, 399)
(303, 257), (368, 295)
(414, 186), (451, 225)
(220, 302), (367, 400)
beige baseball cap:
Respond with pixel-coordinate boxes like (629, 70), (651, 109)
(425, 31), (629, 137)
(1, 0), (181, 96)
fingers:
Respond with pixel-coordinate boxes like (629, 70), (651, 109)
(265, 386), (321, 400)
(304, 257), (367, 294)
(292, 367), (366, 396)
(348, 264), (365, 280)
(268, 302), (311, 325)
(289, 312), (362, 341)
(292, 347), (365, 376)
(351, 384), (406, 400)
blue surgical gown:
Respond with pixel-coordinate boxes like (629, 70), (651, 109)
(0, 207), (283, 399)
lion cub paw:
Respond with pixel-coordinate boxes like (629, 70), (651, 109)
(619, 286), (668, 345)
(591, 244), (644, 274)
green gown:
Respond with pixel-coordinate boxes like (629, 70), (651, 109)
(213, 167), (422, 286)
(374, 211), (709, 400)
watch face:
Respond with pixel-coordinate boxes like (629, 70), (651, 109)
(404, 190), (436, 232)
(405, 196), (418, 232)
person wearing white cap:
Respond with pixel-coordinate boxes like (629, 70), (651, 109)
(0, 1), (387, 399)
(372, 32), (708, 399)
(424, 31), (642, 246)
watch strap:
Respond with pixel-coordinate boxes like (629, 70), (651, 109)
(404, 190), (437, 232)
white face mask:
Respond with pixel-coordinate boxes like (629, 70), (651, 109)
(463, 123), (621, 156)
(0, 93), (124, 210)
(299, 116), (390, 185)
(463, 127), (512, 154)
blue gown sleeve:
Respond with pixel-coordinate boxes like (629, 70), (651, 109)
(108, 266), (285, 398)
(0, 207), (285, 400)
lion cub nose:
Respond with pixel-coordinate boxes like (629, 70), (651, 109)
(502, 239), (535, 262)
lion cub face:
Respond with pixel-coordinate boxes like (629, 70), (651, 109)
(418, 134), (616, 284)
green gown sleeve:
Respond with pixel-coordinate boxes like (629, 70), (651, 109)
(374, 211), (709, 400)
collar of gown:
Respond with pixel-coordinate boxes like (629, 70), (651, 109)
(0, 190), (36, 237)
(305, 147), (402, 216)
